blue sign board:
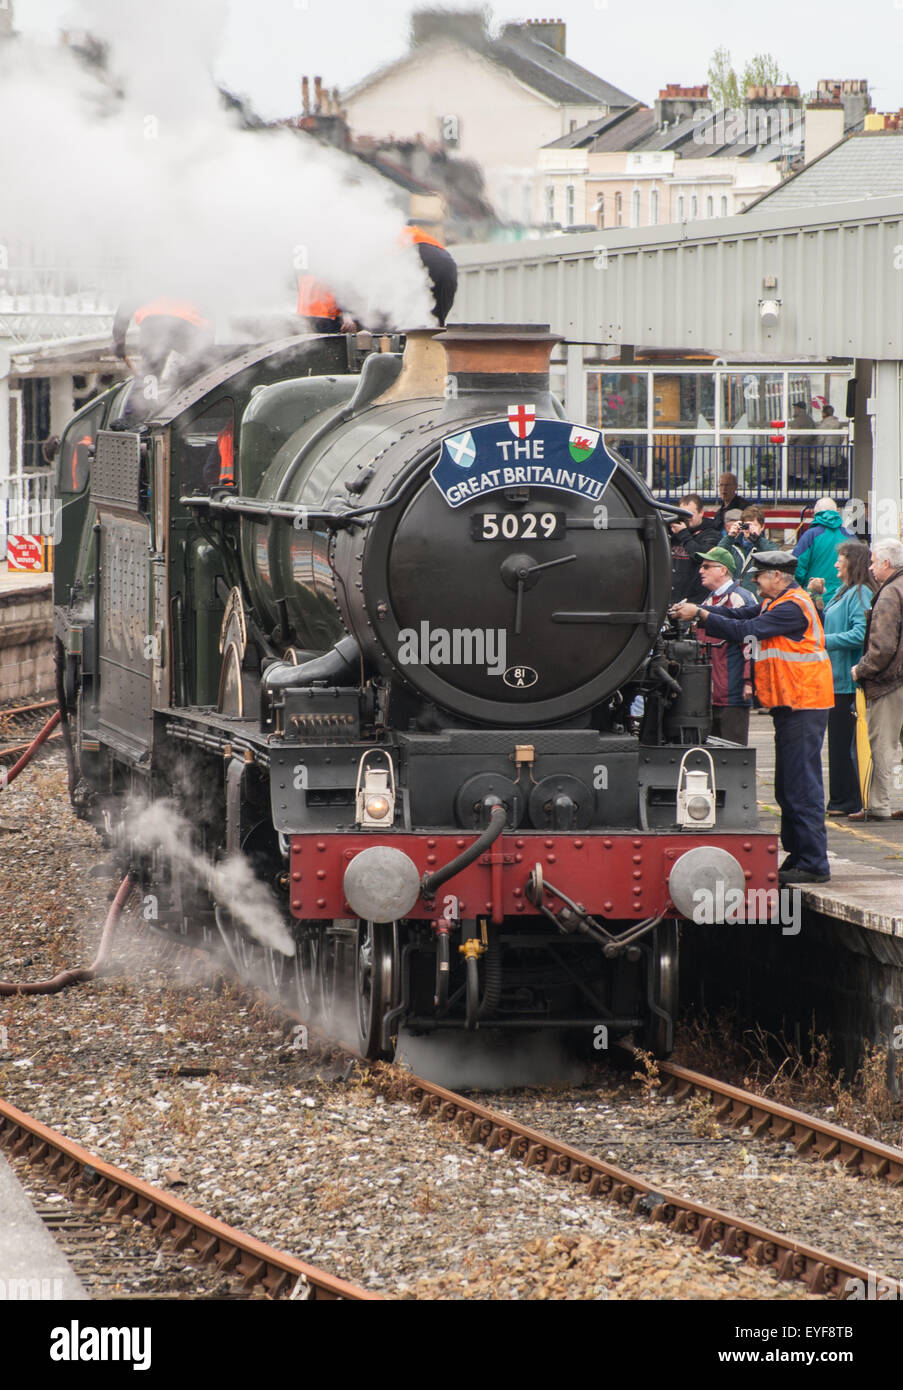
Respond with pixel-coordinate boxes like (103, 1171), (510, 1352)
(431, 408), (619, 510)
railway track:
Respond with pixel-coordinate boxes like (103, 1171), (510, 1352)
(655, 1058), (903, 1186)
(0, 700), (61, 764)
(370, 1063), (899, 1300)
(0, 1096), (378, 1301)
(4, 860), (896, 1303)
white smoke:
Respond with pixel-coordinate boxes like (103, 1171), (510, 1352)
(0, 0), (434, 331)
(121, 798), (294, 956)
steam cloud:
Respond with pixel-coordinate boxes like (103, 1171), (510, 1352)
(122, 798), (294, 956)
(1, 0), (434, 331)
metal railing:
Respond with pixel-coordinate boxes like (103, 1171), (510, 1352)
(608, 440), (852, 504)
(0, 265), (121, 312)
(2, 471), (55, 538)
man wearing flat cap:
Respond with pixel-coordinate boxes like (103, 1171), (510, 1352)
(693, 547), (755, 744)
(672, 551), (835, 885)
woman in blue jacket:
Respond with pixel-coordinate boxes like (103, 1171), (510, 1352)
(824, 542), (874, 814)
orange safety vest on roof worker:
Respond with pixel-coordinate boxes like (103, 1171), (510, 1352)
(133, 299), (209, 328)
(753, 588), (834, 710)
(296, 276), (340, 320)
(400, 225), (447, 250)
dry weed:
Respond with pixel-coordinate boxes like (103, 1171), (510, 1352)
(687, 1091), (721, 1138)
(633, 1049), (661, 1096)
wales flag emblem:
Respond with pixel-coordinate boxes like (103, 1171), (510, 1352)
(568, 425), (600, 464)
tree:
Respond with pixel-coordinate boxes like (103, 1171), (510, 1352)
(708, 48), (796, 108)
(707, 46), (740, 110)
(741, 53), (794, 94)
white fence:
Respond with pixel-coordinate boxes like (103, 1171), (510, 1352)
(2, 471), (55, 539)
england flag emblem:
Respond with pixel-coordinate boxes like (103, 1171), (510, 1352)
(508, 404), (536, 439)
(444, 430), (476, 469)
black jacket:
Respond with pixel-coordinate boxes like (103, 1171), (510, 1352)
(713, 494), (751, 532)
(670, 519), (723, 602)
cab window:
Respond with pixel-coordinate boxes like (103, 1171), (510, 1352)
(176, 399), (235, 494)
(57, 399), (107, 496)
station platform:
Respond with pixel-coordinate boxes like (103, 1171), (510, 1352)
(749, 717), (903, 937)
(675, 717), (903, 1082)
(0, 560), (52, 595)
(0, 562), (54, 701)
(0, 1152), (87, 1299)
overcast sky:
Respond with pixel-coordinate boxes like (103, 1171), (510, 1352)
(18, 0), (903, 118)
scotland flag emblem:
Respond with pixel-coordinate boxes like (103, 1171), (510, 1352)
(444, 430), (476, 469)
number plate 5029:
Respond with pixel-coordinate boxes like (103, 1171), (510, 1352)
(471, 511), (565, 541)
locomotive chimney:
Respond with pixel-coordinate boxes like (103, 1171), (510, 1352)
(435, 323), (561, 422)
(373, 327), (447, 404)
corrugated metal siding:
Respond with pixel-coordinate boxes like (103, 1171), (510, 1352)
(453, 197), (903, 358)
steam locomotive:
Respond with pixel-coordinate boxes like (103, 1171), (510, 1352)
(53, 323), (777, 1059)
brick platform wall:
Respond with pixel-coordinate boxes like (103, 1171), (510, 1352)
(0, 584), (54, 701)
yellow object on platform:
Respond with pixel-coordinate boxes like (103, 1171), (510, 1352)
(855, 687), (873, 811)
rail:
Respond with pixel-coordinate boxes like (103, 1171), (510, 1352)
(0, 1096), (378, 1301)
(374, 1064), (893, 1299)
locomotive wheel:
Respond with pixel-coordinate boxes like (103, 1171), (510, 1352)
(639, 921), (679, 1059)
(354, 921), (393, 1060)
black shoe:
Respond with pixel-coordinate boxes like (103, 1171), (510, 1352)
(779, 856), (797, 873)
(778, 868), (831, 886)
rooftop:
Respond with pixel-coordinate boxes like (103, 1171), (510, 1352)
(345, 11), (639, 111)
(745, 130), (903, 211)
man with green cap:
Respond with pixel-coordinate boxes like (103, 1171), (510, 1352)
(692, 546), (756, 743)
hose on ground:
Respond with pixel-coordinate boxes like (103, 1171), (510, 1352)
(0, 872), (135, 996)
(1, 709), (62, 791)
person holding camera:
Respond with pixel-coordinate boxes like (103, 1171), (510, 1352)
(728, 506), (779, 557)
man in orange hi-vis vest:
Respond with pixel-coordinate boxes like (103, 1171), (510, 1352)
(401, 223), (458, 326)
(673, 550), (834, 886)
(113, 298), (212, 378)
(113, 298), (213, 423)
(296, 276), (345, 333)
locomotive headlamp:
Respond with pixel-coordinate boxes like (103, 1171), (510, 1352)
(365, 791), (391, 821)
(355, 750), (396, 828)
(676, 750), (716, 830)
